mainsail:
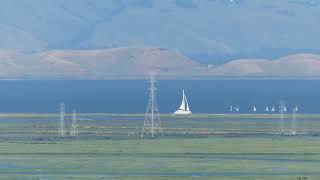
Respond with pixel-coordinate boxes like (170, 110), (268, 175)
(179, 90), (187, 111)
(178, 90), (190, 111)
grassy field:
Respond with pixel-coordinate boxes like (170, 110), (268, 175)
(0, 113), (319, 179)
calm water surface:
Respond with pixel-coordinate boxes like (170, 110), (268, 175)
(0, 80), (318, 113)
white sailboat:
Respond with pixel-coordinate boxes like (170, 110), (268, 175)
(265, 106), (269, 112)
(234, 106), (240, 112)
(174, 90), (192, 115)
(229, 105), (233, 112)
(271, 106), (276, 112)
(253, 106), (257, 112)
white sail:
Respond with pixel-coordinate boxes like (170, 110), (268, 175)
(179, 90), (186, 110)
(271, 106), (275, 112)
(230, 105), (233, 112)
(234, 106), (240, 112)
(253, 106), (257, 112)
(265, 106), (269, 112)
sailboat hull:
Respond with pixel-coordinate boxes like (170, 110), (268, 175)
(174, 110), (192, 115)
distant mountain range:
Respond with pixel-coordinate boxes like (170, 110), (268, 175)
(1, 48), (320, 79)
(1, 0), (320, 60)
(215, 54), (320, 77)
(1, 0), (320, 79)
(0, 48), (206, 79)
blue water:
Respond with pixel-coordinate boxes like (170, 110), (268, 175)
(0, 80), (319, 113)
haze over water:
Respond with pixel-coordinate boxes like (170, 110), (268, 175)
(0, 80), (317, 114)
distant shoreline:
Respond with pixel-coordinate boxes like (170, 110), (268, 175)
(0, 113), (319, 119)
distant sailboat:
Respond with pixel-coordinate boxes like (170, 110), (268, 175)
(271, 106), (276, 112)
(294, 105), (299, 112)
(265, 106), (269, 112)
(230, 105), (233, 112)
(253, 106), (257, 112)
(234, 106), (240, 112)
(174, 90), (192, 115)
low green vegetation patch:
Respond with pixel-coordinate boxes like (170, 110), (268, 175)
(0, 114), (318, 179)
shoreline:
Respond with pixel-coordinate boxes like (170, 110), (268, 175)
(0, 113), (319, 119)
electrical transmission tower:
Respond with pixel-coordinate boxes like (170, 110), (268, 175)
(59, 102), (65, 137)
(141, 78), (163, 138)
(290, 106), (298, 135)
(71, 109), (78, 136)
(279, 101), (286, 135)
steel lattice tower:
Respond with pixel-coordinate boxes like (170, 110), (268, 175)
(71, 109), (78, 136)
(290, 106), (297, 135)
(279, 101), (286, 135)
(59, 102), (65, 137)
(141, 78), (163, 138)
